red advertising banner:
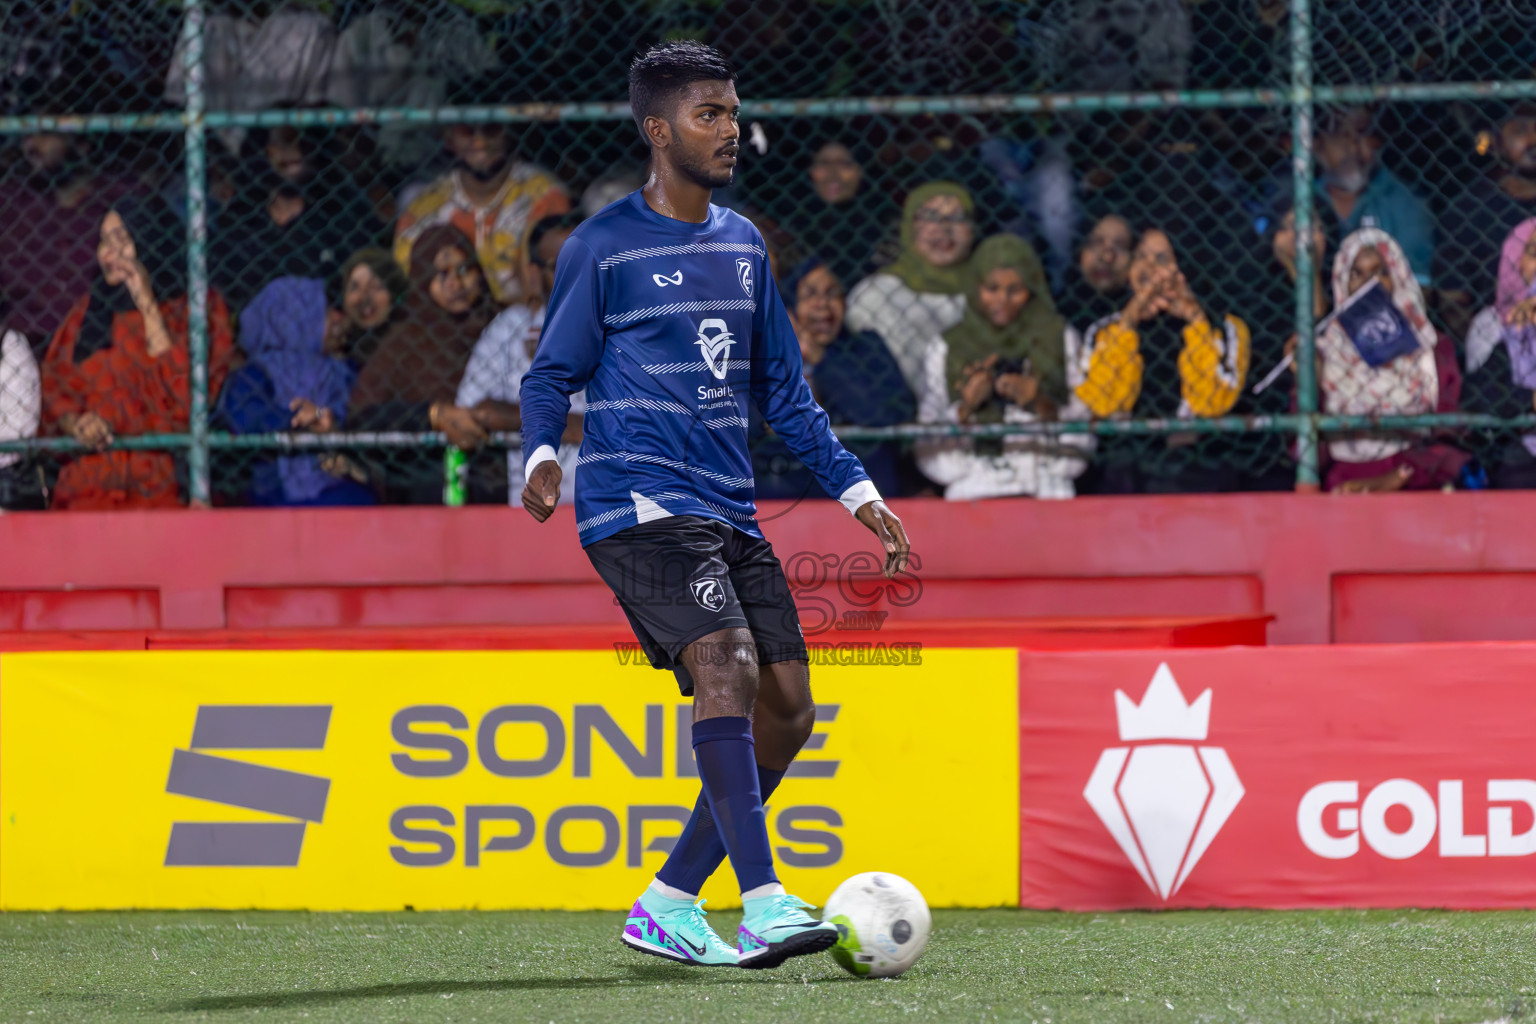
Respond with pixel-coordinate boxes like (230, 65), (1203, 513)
(1019, 645), (1536, 909)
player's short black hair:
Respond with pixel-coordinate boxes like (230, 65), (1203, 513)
(627, 40), (735, 141)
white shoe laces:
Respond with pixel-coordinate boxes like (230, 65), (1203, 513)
(686, 899), (737, 954)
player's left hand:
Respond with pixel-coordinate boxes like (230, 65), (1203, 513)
(855, 499), (910, 578)
(522, 460), (563, 522)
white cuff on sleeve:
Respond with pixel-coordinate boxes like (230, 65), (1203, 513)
(524, 444), (559, 482)
(838, 479), (882, 515)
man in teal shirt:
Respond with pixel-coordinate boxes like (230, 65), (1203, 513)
(1314, 106), (1435, 286)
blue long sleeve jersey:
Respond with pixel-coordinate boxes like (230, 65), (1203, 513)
(520, 190), (880, 546)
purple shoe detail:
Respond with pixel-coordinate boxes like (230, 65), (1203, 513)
(626, 899), (691, 960)
(738, 926), (768, 954)
(623, 899), (651, 942)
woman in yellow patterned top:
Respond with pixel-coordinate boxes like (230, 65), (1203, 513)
(1072, 228), (1252, 492)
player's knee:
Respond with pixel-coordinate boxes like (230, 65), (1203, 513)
(696, 671), (758, 717)
(718, 633), (760, 691)
(689, 632), (760, 713)
(719, 658), (760, 700)
(760, 685), (815, 754)
(788, 698), (816, 751)
(729, 641), (757, 672)
(728, 652), (761, 706)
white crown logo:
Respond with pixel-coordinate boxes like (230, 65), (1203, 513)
(1113, 663), (1211, 741)
(1084, 663), (1243, 899)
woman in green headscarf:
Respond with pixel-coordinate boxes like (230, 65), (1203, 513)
(915, 234), (1093, 500)
(942, 234), (1067, 423)
(845, 181), (977, 396)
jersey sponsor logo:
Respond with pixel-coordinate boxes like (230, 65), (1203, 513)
(691, 577), (727, 613)
(652, 270), (684, 287)
(694, 318), (737, 380)
(1082, 663), (1243, 900)
(736, 258), (753, 297)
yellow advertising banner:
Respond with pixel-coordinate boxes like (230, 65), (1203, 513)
(0, 649), (1018, 910)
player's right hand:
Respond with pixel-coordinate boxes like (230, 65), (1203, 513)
(855, 499), (910, 578)
(522, 461), (563, 522)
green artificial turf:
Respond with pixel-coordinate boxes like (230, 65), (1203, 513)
(3, 908), (1534, 1023)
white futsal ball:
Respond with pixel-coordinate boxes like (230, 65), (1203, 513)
(823, 871), (931, 978)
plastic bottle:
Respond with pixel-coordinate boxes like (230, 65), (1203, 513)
(444, 446), (467, 506)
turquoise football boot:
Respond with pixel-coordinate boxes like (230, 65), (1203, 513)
(621, 890), (739, 967)
(736, 893), (840, 969)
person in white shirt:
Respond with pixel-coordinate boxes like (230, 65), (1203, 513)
(0, 306), (43, 509)
(456, 212), (585, 503)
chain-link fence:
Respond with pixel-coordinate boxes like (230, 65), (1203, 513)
(3, 0), (1536, 509)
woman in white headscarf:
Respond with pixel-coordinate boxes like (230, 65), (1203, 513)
(1317, 227), (1468, 493)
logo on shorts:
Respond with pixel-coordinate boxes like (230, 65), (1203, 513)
(691, 577), (727, 613)
(736, 258), (753, 297)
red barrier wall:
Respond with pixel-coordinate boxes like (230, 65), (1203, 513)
(4, 491), (1536, 643)
(1019, 644), (1536, 909)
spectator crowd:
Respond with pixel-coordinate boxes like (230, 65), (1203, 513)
(3, 3), (1536, 509)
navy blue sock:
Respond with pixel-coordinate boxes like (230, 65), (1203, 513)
(688, 716), (778, 893)
(656, 764), (785, 895)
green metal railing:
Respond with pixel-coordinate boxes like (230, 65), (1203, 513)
(1290, 0), (1319, 489)
(181, 0), (211, 504)
(10, 78), (1536, 137)
(0, 0), (1528, 493)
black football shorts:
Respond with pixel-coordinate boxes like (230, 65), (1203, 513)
(585, 515), (809, 695)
